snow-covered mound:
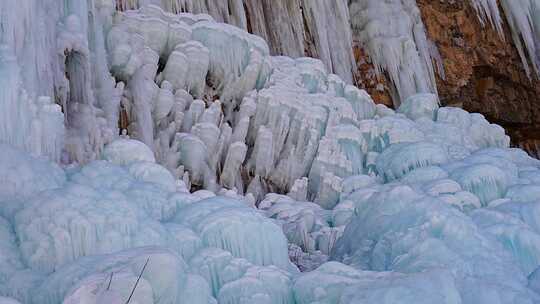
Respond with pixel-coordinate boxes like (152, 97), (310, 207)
(1, 1), (540, 304)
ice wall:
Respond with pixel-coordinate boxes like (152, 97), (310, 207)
(0, 0), (121, 163)
(349, 0), (443, 105)
(114, 0), (357, 84)
(0, 50), (65, 162)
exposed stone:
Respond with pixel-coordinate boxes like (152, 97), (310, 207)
(416, 0), (540, 156)
(352, 43), (393, 107)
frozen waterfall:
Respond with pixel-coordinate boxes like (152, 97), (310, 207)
(1, 1), (540, 304)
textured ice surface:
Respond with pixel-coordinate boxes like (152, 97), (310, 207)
(0, 0), (120, 163)
(114, 0), (356, 84)
(0, 144), (65, 204)
(0, 49), (65, 162)
(1, 2), (510, 207)
(397, 93), (439, 121)
(173, 196), (292, 270)
(0, 144), (294, 303)
(349, 0), (443, 104)
(2, 2), (540, 304)
(103, 138), (157, 165)
(36, 247), (208, 304)
(294, 262), (461, 304)
(332, 182), (540, 303)
(0, 298), (21, 304)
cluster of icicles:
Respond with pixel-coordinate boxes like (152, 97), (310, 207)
(1, 1), (540, 304)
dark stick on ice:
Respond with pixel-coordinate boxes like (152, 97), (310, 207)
(125, 258), (150, 304)
(107, 272), (113, 291)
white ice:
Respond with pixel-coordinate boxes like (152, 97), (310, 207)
(349, 0), (443, 105)
(1, 2), (540, 304)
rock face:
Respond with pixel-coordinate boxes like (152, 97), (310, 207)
(416, 0), (540, 156)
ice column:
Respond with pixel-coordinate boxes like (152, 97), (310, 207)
(349, 0), (442, 105)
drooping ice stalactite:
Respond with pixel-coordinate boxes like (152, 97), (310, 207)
(469, 0), (504, 33)
(114, 0), (357, 84)
(0, 0), (121, 163)
(57, 13), (118, 163)
(348, 0), (443, 105)
(106, 6), (270, 192)
(0, 47), (65, 162)
(469, 0), (540, 78)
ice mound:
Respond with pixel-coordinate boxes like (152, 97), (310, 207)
(14, 181), (169, 273)
(189, 247), (295, 303)
(259, 194), (340, 258)
(376, 142), (449, 181)
(293, 262), (365, 304)
(36, 247), (214, 304)
(127, 161), (177, 192)
(397, 93), (439, 121)
(472, 208), (540, 276)
(0, 217), (32, 301)
(332, 184), (540, 303)
(102, 138), (156, 165)
(0, 147), (297, 303)
(0, 144), (65, 203)
(294, 262), (460, 304)
(217, 265), (294, 304)
(450, 163), (508, 205)
(172, 196), (291, 270)
(13, 160), (291, 276)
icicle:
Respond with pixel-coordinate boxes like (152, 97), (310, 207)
(469, 0), (540, 78)
(349, 0), (441, 105)
(469, 0), (504, 35)
(0, 47), (65, 162)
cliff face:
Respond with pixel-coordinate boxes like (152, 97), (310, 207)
(416, 0), (540, 156)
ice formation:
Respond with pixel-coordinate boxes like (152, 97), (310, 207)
(470, 0), (540, 78)
(113, 0), (357, 84)
(0, 144), (296, 303)
(2, 1), (540, 303)
(0, 0), (121, 163)
(348, 0), (443, 105)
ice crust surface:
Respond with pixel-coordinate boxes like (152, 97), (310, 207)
(1, 1), (540, 303)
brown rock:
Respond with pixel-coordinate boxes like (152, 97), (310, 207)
(416, 0), (540, 156)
